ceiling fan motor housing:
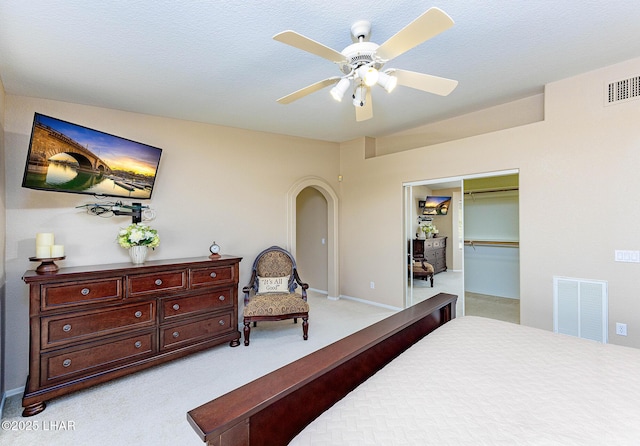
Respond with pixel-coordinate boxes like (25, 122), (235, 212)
(339, 41), (383, 75)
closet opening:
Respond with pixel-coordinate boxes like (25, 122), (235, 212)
(404, 170), (520, 323)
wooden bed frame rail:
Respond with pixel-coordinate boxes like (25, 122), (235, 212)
(187, 292), (458, 446)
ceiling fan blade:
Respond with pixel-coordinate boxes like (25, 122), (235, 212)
(392, 69), (458, 96)
(273, 31), (348, 64)
(376, 7), (454, 62)
(277, 77), (341, 104)
(355, 89), (373, 122)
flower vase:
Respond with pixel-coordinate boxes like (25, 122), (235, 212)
(129, 246), (148, 264)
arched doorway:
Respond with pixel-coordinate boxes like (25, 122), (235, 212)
(287, 176), (340, 299)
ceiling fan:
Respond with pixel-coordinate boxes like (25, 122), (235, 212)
(273, 7), (458, 122)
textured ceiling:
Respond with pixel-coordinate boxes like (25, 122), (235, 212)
(2, 1), (640, 142)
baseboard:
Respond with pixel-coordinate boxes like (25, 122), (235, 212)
(310, 288), (401, 310)
(339, 294), (402, 312)
(6, 385), (25, 397)
(308, 288), (341, 300)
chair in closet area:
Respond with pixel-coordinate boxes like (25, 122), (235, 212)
(409, 257), (434, 287)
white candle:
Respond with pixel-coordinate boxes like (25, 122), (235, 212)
(51, 245), (65, 258)
(36, 245), (51, 259)
(36, 233), (54, 247)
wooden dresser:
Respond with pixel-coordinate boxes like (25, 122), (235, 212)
(22, 256), (242, 416)
(412, 237), (447, 274)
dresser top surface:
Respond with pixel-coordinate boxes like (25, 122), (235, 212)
(24, 255), (242, 283)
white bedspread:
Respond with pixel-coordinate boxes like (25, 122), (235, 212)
(291, 316), (640, 445)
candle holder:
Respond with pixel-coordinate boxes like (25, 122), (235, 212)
(29, 256), (66, 274)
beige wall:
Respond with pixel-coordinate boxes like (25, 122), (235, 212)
(296, 187), (328, 291)
(1, 76), (6, 399)
(339, 57), (640, 349)
(3, 96), (339, 390)
(375, 94), (545, 154)
(4, 56), (640, 393)
(430, 187), (457, 266)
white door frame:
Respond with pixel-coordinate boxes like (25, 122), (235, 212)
(403, 169), (519, 311)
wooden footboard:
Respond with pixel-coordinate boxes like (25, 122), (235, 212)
(187, 292), (458, 446)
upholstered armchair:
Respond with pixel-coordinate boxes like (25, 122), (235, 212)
(242, 246), (309, 346)
(410, 258), (434, 287)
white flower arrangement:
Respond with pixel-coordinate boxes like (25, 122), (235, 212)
(420, 222), (439, 235)
(117, 222), (160, 249)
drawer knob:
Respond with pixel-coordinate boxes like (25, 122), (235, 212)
(172, 303), (180, 311)
(134, 311), (143, 318)
(218, 295), (225, 301)
(210, 272), (217, 278)
(134, 341), (142, 348)
(81, 288), (90, 296)
(63, 324), (72, 332)
(172, 331), (180, 338)
(62, 359), (71, 367)
(219, 320), (225, 326)
(155, 279), (163, 286)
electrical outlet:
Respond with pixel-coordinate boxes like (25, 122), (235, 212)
(616, 322), (628, 336)
(370, 281), (375, 289)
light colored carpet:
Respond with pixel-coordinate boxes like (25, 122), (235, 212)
(465, 292), (520, 324)
(410, 270), (464, 316)
(410, 271), (519, 324)
(1, 291), (395, 446)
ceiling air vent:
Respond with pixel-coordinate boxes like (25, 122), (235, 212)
(605, 76), (640, 106)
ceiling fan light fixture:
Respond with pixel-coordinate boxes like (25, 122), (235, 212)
(272, 7), (457, 121)
(352, 84), (367, 107)
(330, 78), (351, 102)
(356, 65), (379, 87)
(377, 71), (398, 93)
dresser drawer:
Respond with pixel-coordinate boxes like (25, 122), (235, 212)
(128, 270), (187, 296)
(42, 331), (156, 385)
(190, 265), (235, 288)
(41, 278), (123, 310)
(424, 238), (446, 248)
(160, 313), (233, 350)
(424, 252), (437, 264)
(41, 302), (155, 348)
(161, 289), (233, 321)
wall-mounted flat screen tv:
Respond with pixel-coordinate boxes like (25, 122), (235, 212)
(423, 196), (451, 215)
(22, 113), (162, 200)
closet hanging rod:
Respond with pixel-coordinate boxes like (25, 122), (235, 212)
(464, 240), (519, 248)
(463, 187), (519, 195)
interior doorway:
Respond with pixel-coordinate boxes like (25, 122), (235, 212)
(296, 187), (329, 293)
(287, 176), (340, 299)
(404, 170), (519, 323)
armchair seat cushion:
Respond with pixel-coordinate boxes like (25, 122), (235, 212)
(243, 292), (309, 317)
(412, 261), (434, 274)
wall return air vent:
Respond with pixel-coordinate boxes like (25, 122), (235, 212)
(605, 75), (640, 105)
(553, 276), (608, 343)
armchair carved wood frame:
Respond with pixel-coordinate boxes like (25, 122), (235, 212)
(242, 246), (309, 346)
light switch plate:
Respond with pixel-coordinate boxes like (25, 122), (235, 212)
(615, 250), (640, 262)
